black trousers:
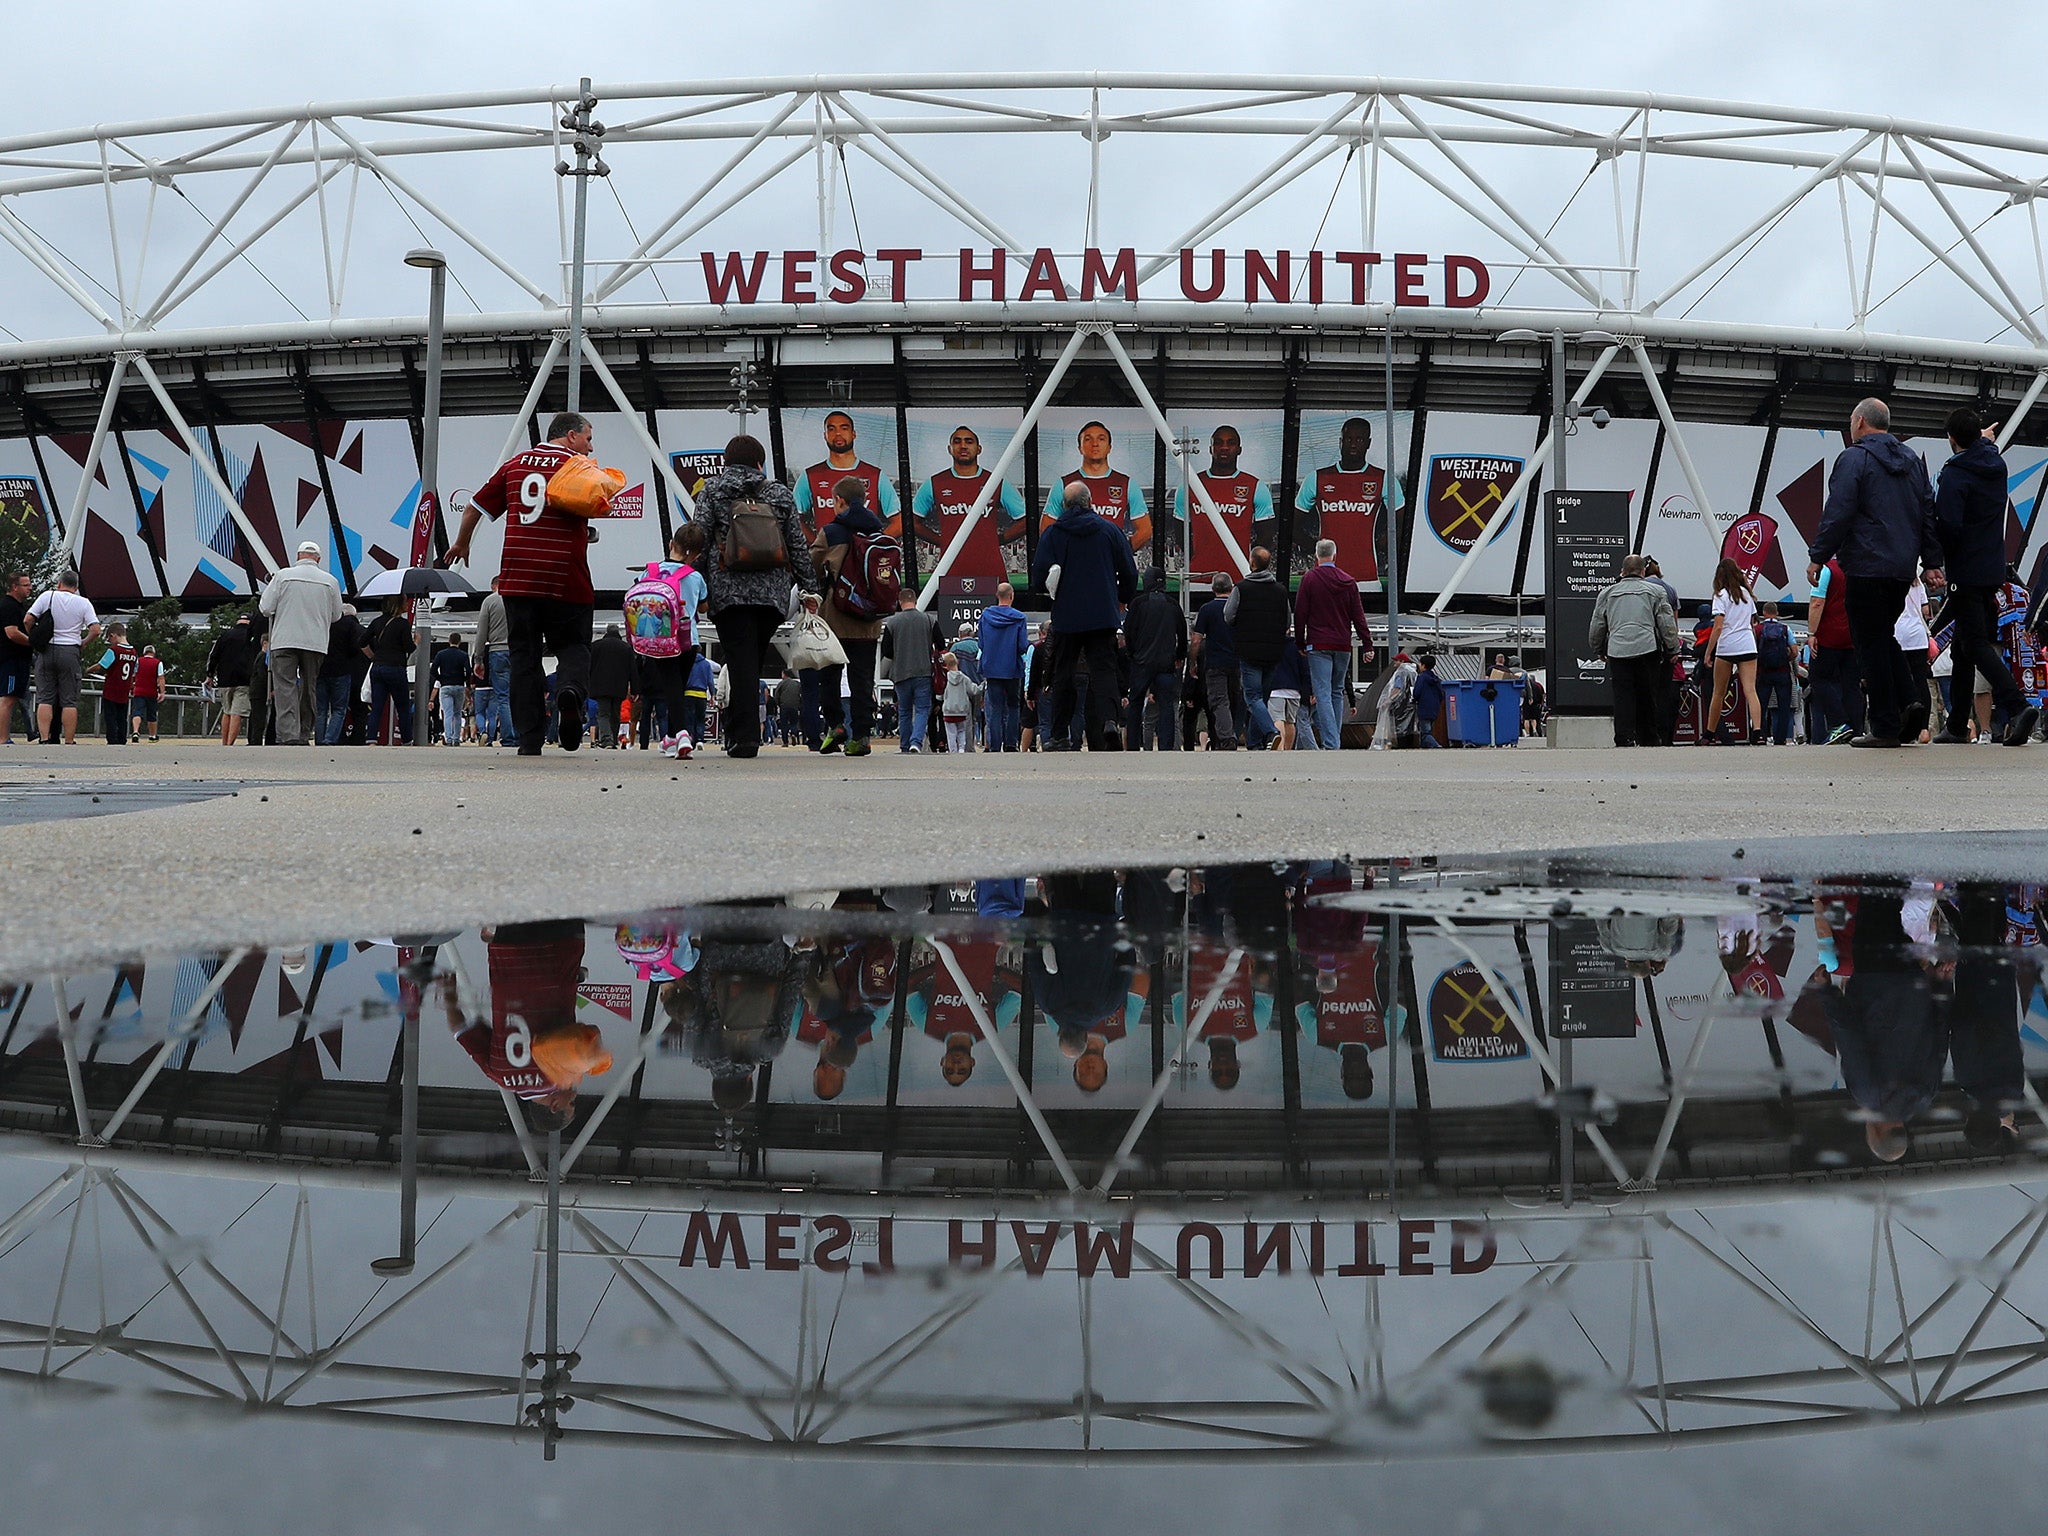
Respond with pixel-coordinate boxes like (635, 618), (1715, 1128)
(819, 637), (878, 740)
(1047, 629), (1118, 749)
(506, 596), (592, 751)
(643, 650), (694, 739)
(1947, 584), (2025, 717)
(1844, 575), (1915, 739)
(1608, 652), (1665, 746)
(712, 605), (782, 750)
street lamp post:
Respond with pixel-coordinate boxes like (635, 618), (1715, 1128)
(406, 247), (447, 750)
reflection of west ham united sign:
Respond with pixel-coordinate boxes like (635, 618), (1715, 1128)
(1426, 455), (1525, 552)
(1428, 961), (1528, 1062)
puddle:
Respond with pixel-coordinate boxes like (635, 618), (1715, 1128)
(5, 839), (2048, 1490)
(0, 777), (261, 825)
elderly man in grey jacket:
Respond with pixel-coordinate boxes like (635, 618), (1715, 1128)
(258, 540), (343, 746)
(1588, 553), (1680, 747)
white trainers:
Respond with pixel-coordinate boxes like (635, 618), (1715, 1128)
(674, 730), (694, 760)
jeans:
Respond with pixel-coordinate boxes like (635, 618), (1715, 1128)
(1807, 645), (1864, 740)
(368, 663), (412, 744)
(894, 674), (932, 750)
(439, 684), (465, 744)
(1305, 649), (1348, 750)
(1947, 585), (2026, 716)
(1046, 630), (1119, 749)
(1239, 660), (1276, 748)
(506, 596), (593, 752)
(710, 605), (782, 751)
(984, 676), (1021, 751)
(1609, 651), (1665, 746)
(486, 650), (514, 743)
(1126, 667), (1180, 750)
(1844, 576), (1914, 739)
(1757, 670), (1795, 744)
(316, 672), (352, 744)
(819, 637), (878, 740)
(472, 686), (498, 743)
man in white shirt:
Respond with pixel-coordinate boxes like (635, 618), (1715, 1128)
(26, 570), (99, 745)
(258, 540), (344, 746)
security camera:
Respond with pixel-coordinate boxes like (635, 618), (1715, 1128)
(1591, 407), (1611, 429)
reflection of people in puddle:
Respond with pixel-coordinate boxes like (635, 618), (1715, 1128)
(1951, 883), (2025, 1153)
(1716, 910), (1796, 1010)
(1173, 948), (1275, 1092)
(1595, 913), (1681, 978)
(798, 928), (898, 1101)
(1807, 887), (1945, 1162)
(660, 920), (800, 1114)
(1031, 872), (1139, 1093)
(445, 921), (613, 1131)
(1292, 863), (1384, 1099)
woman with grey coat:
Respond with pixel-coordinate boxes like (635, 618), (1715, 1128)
(691, 434), (816, 758)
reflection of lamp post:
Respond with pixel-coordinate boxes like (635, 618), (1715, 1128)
(405, 247), (447, 750)
(1498, 327), (1617, 674)
(370, 950), (429, 1277)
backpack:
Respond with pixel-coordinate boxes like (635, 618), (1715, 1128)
(720, 493), (788, 573)
(624, 562), (693, 658)
(833, 530), (903, 621)
(1756, 618), (1791, 671)
(28, 601), (54, 652)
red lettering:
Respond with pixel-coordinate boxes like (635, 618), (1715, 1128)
(959, 247), (1007, 302)
(949, 1219), (998, 1271)
(679, 1211), (750, 1269)
(1394, 252), (1428, 307)
(781, 250), (817, 304)
(1334, 252), (1380, 306)
(1336, 1221), (1385, 1277)
(1244, 249), (1290, 304)
(1243, 1222), (1291, 1279)
(1018, 247), (1068, 302)
(874, 247), (922, 299)
(1450, 1220), (1497, 1274)
(701, 251), (769, 305)
(763, 1214), (801, 1272)
(1010, 1221), (1063, 1277)
(826, 249), (868, 303)
(861, 1217), (895, 1276)
(1080, 246), (1137, 300)
(1177, 1222), (1225, 1279)
(1307, 1220), (1326, 1276)
(1444, 254), (1489, 308)
(812, 1215), (853, 1272)
(1180, 247), (1227, 302)
(1073, 1220), (1134, 1279)
(1398, 1218), (1434, 1274)
(1307, 250), (1324, 306)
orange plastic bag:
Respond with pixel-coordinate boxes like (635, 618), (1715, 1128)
(545, 454), (628, 518)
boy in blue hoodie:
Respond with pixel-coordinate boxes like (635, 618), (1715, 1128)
(976, 581), (1030, 751)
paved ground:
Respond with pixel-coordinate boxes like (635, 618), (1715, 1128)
(1, 736), (2041, 970)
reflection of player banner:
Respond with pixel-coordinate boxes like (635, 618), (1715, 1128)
(669, 450), (725, 501)
(604, 482), (645, 520)
(1426, 456), (1524, 552)
(578, 983), (634, 1020)
(0, 476), (49, 543)
(1428, 961), (1528, 1061)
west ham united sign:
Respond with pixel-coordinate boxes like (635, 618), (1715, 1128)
(1426, 455), (1525, 553)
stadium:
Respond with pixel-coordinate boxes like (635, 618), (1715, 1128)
(3, 74), (2047, 646)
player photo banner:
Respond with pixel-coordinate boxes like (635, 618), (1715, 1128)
(1426, 455), (1525, 553)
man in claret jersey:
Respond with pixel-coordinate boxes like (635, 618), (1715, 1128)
(1043, 420), (1151, 554)
(1294, 417), (1407, 586)
(1174, 425), (1273, 580)
(911, 425), (1027, 584)
(793, 411), (901, 540)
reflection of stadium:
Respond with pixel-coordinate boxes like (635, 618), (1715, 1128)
(7, 79), (2048, 612)
(4, 859), (2048, 1459)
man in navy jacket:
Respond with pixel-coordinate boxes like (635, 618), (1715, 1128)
(1031, 480), (1139, 750)
(1932, 405), (2036, 744)
(1806, 398), (1944, 747)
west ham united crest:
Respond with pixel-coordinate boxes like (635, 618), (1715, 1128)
(1426, 455), (1525, 552)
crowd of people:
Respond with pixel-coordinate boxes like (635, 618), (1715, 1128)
(1592, 399), (2048, 748)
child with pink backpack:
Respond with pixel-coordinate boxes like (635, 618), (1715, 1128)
(624, 525), (710, 757)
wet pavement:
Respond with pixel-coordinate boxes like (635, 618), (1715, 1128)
(5, 840), (2048, 1522)
(0, 776), (259, 825)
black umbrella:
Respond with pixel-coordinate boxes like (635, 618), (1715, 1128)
(358, 566), (476, 598)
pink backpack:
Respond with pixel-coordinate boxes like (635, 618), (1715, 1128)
(624, 562), (693, 659)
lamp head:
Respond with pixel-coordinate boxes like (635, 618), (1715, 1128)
(404, 248), (448, 270)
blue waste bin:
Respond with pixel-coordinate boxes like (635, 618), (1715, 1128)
(1487, 677), (1525, 745)
(1443, 680), (1495, 745)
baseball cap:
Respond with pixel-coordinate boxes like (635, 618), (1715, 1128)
(297, 540), (322, 558)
